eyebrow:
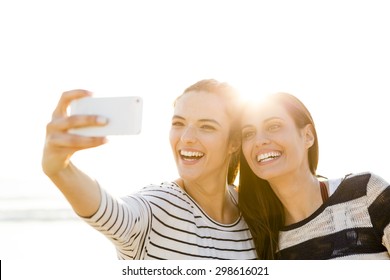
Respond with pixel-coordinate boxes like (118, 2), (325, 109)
(172, 115), (185, 121)
(241, 117), (283, 129)
(241, 124), (254, 130)
(172, 115), (222, 127)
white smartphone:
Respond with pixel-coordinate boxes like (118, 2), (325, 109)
(69, 96), (143, 136)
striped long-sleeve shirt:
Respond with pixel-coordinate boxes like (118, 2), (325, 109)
(83, 182), (257, 260)
(277, 172), (390, 259)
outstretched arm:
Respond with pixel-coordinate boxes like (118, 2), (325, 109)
(42, 89), (108, 217)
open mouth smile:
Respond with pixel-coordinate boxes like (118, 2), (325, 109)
(257, 151), (282, 163)
(180, 150), (205, 161)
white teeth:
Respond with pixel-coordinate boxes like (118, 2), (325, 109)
(180, 150), (204, 157)
(257, 152), (281, 162)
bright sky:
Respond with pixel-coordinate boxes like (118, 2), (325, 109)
(1, 0), (389, 200)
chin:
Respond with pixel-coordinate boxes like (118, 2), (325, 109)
(177, 170), (200, 181)
(252, 168), (278, 181)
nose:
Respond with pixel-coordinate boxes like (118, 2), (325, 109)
(180, 125), (197, 144)
(254, 132), (271, 147)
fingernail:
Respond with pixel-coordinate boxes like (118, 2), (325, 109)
(96, 116), (108, 125)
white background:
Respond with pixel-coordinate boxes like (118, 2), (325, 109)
(0, 0), (389, 277)
(1, 0), (389, 198)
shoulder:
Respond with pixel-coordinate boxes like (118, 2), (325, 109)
(343, 172), (389, 190)
(329, 172), (389, 201)
(361, 172), (390, 198)
(326, 172), (370, 196)
(331, 172), (373, 189)
(131, 182), (189, 206)
(134, 181), (184, 197)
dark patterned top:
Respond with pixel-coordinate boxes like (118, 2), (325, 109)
(277, 172), (390, 259)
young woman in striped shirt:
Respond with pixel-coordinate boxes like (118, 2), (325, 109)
(42, 79), (256, 260)
(238, 92), (390, 260)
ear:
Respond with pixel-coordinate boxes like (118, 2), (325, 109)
(303, 124), (315, 149)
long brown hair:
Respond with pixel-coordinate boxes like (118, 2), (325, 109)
(238, 92), (319, 259)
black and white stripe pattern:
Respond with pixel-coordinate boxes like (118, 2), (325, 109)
(277, 172), (390, 259)
(83, 182), (256, 260)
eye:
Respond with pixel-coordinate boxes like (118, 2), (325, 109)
(172, 121), (184, 127)
(241, 129), (255, 140)
(267, 123), (281, 132)
(200, 124), (216, 130)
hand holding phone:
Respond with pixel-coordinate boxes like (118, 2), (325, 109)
(69, 96), (143, 136)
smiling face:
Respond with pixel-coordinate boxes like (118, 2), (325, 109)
(169, 90), (237, 183)
(241, 98), (315, 183)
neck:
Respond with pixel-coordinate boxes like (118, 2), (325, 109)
(175, 177), (239, 224)
(268, 171), (322, 226)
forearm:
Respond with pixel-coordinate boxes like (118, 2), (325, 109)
(48, 161), (101, 217)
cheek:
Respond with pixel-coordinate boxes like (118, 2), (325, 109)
(169, 130), (178, 147)
(241, 141), (252, 161)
